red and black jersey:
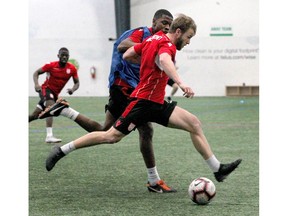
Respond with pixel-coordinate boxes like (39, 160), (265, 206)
(131, 31), (176, 104)
(41, 61), (78, 96)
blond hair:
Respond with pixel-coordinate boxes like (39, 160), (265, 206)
(169, 14), (197, 34)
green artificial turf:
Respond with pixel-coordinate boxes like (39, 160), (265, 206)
(29, 96), (259, 216)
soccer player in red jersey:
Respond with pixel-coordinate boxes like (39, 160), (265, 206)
(40, 10), (177, 193)
(29, 47), (79, 143)
(45, 15), (241, 185)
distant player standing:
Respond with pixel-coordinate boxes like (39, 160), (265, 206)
(29, 47), (79, 143)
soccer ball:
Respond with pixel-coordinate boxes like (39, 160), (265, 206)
(188, 177), (216, 205)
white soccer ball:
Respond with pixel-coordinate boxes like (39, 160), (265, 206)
(188, 177), (216, 205)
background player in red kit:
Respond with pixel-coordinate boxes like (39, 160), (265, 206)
(29, 47), (79, 143)
(45, 15), (241, 186)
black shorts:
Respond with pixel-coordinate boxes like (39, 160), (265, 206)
(113, 99), (177, 135)
(37, 87), (58, 110)
(167, 78), (175, 87)
(105, 85), (135, 119)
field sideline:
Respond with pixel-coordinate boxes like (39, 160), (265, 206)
(29, 96), (259, 216)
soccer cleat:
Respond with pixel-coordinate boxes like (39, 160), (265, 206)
(46, 145), (66, 171)
(45, 136), (62, 143)
(147, 180), (177, 193)
(38, 98), (69, 119)
(214, 159), (242, 182)
(167, 96), (172, 103)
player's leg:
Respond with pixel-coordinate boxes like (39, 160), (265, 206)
(45, 93), (131, 171)
(38, 98), (105, 132)
(45, 98), (54, 129)
(138, 122), (177, 193)
(170, 83), (179, 97)
(29, 92), (46, 122)
(107, 87), (175, 192)
(166, 79), (173, 102)
(167, 79), (178, 102)
(167, 106), (242, 182)
(45, 98), (61, 143)
(73, 114), (104, 132)
(39, 86), (122, 132)
(29, 106), (42, 122)
(137, 123), (155, 169)
(168, 106), (213, 159)
(45, 126), (126, 171)
(64, 99), (116, 132)
(58, 93), (117, 132)
(72, 90), (124, 132)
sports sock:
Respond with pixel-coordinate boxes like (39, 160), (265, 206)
(46, 127), (53, 137)
(60, 107), (79, 120)
(60, 141), (76, 155)
(147, 166), (161, 185)
(205, 155), (220, 172)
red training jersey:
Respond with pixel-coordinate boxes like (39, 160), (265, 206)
(131, 31), (176, 104)
(129, 27), (153, 43)
(41, 61), (78, 96)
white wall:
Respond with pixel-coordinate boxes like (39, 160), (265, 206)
(29, 0), (259, 97)
(131, 0), (259, 96)
(29, 0), (116, 96)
